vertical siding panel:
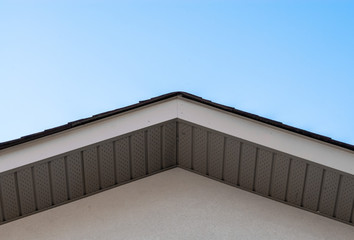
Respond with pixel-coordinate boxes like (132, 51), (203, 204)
(131, 131), (146, 178)
(0, 173), (20, 220)
(0, 194), (3, 222)
(335, 176), (354, 222)
(351, 201), (354, 225)
(286, 158), (306, 205)
(115, 137), (131, 183)
(34, 163), (52, 209)
(83, 147), (100, 194)
(193, 127), (208, 175)
(254, 148), (272, 195)
(148, 126), (162, 174)
(208, 133), (224, 180)
(223, 138), (240, 186)
(319, 170), (340, 216)
(17, 168), (36, 215)
(178, 123), (192, 169)
(99, 143), (115, 188)
(239, 143), (257, 190)
(67, 152), (84, 199)
(302, 165), (323, 211)
(163, 122), (176, 168)
(271, 153), (290, 200)
(50, 157), (68, 204)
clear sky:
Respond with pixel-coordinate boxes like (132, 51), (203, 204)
(1, 1), (353, 146)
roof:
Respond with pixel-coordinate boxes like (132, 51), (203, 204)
(0, 92), (353, 228)
(1, 91), (353, 151)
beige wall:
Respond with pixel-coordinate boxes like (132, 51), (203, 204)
(1, 168), (353, 240)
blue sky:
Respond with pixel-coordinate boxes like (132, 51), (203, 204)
(1, 1), (353, 145)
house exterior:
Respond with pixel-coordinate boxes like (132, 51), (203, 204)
(0, 92), (353, 239)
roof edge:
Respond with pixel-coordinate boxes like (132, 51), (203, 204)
(178, 92), (354, 152)
(1, 91), (353, 152)
(0, 92), (181, 151)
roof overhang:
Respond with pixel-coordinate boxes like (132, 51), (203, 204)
(0, 92), (353, 227)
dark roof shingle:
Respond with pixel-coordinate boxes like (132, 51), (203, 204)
(1, 92), (353, 151)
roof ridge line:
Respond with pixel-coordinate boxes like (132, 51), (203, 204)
(0, 92), (353, 151)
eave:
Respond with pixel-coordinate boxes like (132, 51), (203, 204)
(0, 92), (353, 227)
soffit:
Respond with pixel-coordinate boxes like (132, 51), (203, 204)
(0, 120), (353, 226)
(0, 93), (353, 227)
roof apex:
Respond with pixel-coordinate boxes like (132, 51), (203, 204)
(1, 91), (353, 151)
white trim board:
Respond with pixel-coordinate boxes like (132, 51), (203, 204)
(0, 98), (178, 173)
(176, 98), (354, 175)
(0, 97), (353, 175)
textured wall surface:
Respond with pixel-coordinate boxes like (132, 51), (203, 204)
(0, 168), (353, 240)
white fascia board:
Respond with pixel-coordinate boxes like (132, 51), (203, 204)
(1, 96), (353, 175)
(176, 98), (354, 175)
(0, 98), (178, 173)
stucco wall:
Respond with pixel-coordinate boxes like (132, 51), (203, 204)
(1, 168), (353, 240)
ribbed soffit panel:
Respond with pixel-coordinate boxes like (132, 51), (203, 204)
(0, 120), (177, 225)
(177, 120), (354, 226)
(0, 119), (353, 226)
